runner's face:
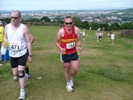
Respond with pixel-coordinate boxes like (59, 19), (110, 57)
(11, 12), (20, 25)
(64, 18), (73, 31)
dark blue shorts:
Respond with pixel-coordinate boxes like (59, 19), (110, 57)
(60, 52), (79, 63)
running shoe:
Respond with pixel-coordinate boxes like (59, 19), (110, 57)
(25, 74), (30, 80)
(19, 90), (25, 100)
(66, 84), (73, 92)
(13, 76), (19, 81)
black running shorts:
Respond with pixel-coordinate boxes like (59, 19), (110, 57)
(10, 54), (28, 68)
(60, 52), (79, 63)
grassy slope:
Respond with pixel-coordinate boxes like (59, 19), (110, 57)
(0, 25), (133, 100)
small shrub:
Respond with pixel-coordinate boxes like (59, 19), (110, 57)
(120, 29), (133, 37)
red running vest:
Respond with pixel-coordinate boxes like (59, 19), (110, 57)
(60, 26), (77, 54)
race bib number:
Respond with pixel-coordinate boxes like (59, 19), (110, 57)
(10, 41), (21, 51)
(66, 42), (75, 49)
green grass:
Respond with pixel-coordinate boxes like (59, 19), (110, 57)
(0, 25), (133, 100)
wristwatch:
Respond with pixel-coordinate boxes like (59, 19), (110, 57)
(28, 55), (33, 57)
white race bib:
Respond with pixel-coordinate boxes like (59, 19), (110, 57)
(10, 41), (21, 51)
(66, 42), (75, 49)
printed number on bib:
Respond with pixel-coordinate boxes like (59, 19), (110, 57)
(66, 42), (75, 49)
(10, 41), (21, 51)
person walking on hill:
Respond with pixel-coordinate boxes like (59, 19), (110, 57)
(4, 10), (32, 100)
(25, 34), (35, 80)
(111, 32), (115, 44)
(82, 30), (86, 41)
(95, 28), (103, 42)
(55, 16), (82, 92)
(107, 31), (111, 41)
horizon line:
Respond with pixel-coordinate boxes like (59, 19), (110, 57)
(0, 8), (133, 11)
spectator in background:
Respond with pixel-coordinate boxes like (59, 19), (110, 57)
(0, 21), (4, 46)
(0, 21), (4, 61)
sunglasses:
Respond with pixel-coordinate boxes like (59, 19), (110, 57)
(11, 17), (19, 19)
(65, 22), (73, 25)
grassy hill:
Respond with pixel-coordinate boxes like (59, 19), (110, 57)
(0, 25), (133, 100)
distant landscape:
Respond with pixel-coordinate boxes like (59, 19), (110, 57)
(0, 8), (133, 31)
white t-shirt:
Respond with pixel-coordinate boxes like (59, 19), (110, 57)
(111, 34), (115, 39)
(98, 32), (102, 36)
(82, 31), (85, 37)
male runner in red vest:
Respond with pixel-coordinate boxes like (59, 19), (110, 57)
(55, 16), (82, 92)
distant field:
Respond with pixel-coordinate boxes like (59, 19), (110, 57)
(0, 25), (133, 100)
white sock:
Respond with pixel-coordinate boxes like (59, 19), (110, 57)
(20, 89), (25, 92)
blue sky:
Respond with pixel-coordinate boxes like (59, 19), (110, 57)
(0, 0), (133, 10)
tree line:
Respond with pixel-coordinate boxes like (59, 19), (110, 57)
(1, 16), (133, 31)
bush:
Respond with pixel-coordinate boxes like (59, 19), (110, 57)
(120, 29), (133, 37)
